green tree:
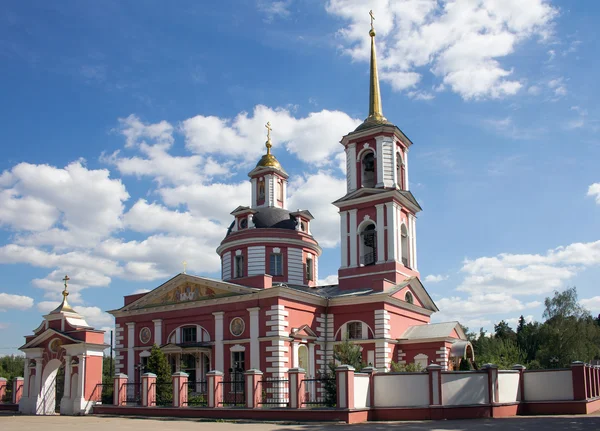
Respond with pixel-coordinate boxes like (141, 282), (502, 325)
(494, 320), (516, 341)
(537, 287), (600, 367)
(146, 344), (172, 405)
(389, 362), (424, 372)
(516, 315), (526, 334)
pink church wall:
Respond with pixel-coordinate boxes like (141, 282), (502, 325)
(385, 304), (429, 339)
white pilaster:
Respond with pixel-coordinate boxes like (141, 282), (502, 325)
(265, 174), (273, 207)
(63, 355), (72, 398)
(404, 148), (409, 190)
(153, 319), (162, 345)
(348, 209), (358, 267)
(213, 312), (224, 372)
(346, 143), (357, 192)
(376, 137), (384, 187)
(248, 307), (260, 369)
(251, 177), (257, 208)
(281, 179), (287, 209)
(375, 204), (385, 263)
(308, 343), (315, 377)
(339, 211), (348, 268)
(77, 354), (86, 400)
(385, 202), (398, 262)
(126, 322), (135, 381)
(409, 214), (417, 270)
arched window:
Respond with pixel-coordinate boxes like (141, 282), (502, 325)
(361, 152), (376, 188)
(277, 179), (284, 201)
(401, 224), (409, 267)
(396, 152), (405, 189)
(360, 223), (377, 266)
(258, 179), (265, 200)
(405, 291), (414, 304)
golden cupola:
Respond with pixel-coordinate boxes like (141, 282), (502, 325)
(255, 121), (285, 172)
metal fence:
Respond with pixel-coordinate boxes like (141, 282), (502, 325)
(219, 380), (245, 407)
(151, 382), (173, 407)
(184, 380), (208, 407)
(90, 383), (114, 404)
(259, 378), (289, 407)
(301, 377), (336, 408)
(122, 382), (142, 405)
(1, 381), (12, 403)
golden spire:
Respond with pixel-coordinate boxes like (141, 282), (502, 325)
(357, 10), (390, 131)
(50, 274), (75, 314)
(256, 121), (283, 171)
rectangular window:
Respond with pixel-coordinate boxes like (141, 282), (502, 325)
(269, 253), (283, 276)
(181, 326), (197, 344)
(234, 255), (244, 278)
(347, 322), (363, 340)
(306, 256), (313, 281)
(231, 351), (246, 392)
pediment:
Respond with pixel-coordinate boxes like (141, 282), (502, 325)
(121, 274), (257, 312)
(388, 277), (439, 313)
(20, 328), (81, 350)
(290, 324), (318, 339)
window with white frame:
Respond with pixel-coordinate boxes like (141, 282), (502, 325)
(230, 351), (245, 391)
(234, 254), (244, 278)
(181, 326), (197, 344)
(269, 252), (283, 276)
(347, 321), (363, 340)
(401, 224), (409, 268)
(360, 223), (377, 266)
(361, 152), (376, 187)
(396, 152), (404, 189)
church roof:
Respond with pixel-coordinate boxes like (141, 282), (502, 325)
(252, 207), (296, 229)
(399, 321), (465, 340)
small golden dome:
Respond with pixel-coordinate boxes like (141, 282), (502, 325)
(256, 153), (282, 170)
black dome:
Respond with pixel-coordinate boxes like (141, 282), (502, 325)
(252, 207), (296, 230)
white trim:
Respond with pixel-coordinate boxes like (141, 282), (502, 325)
(375, 203), (385, 263)
(340, 211), (348, 268)
(348, 209), (358, 267)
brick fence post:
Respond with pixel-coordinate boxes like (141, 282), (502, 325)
(172, 372), (188, 408)
(142, 373), (156, 407)
(113, 374), (128, 406)
(482, 364), (499, 404)
(336, 365), (355, 410)
(207, 371), (223, 408)
(288, 367), (305, 409)
(244, 369), (263, 409)
(572, 361), (587, 400)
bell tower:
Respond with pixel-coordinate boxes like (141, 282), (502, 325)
(334, 11), (421, 292)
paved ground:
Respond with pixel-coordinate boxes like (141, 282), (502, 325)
(1, 414), (600, 431)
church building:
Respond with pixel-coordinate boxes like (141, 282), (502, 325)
(108, 17), (472, 390)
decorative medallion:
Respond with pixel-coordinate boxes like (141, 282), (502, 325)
(49, 338), (62, 353)
(139, 327), (152, 344)
(230, 317), (245, 337)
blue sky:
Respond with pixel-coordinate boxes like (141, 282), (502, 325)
(1, 0), (599, 355)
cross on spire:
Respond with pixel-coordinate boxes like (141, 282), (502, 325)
(265, 121), (273, 155)
(183, 261), (187, 274)
(62, 274), (70, 298)
(369, 10), (375, 31)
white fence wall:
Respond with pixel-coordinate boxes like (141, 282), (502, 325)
(354, 374), (370, 408)
(523, 370), (574, 401)
(373, 374), (429, 407)
(441, 372), (489, 406)
(497, 371), (520, 403)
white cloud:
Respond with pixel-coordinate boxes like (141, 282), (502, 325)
(0, 161), (129, 247)
(326, 0), (557, 100)
(424, 274), (448, 283)
(581, 296), (600, 314)
(287, 171), (346, 248)
(257, 0), (292, 22)
(588, 183), (600, 205)
(133, 288), (151, 294)
(181, 105), (360, 166)
(548, 77), (567, 97)
(318, 274), (339, 286)
(0, 293), (34, 311)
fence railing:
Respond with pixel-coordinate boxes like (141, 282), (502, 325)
(1, 382), (12, 404)
(259, 378), (289, 407)
(301, 377), (336, 408)
(90, 383), (114, 404)
(219, 380), (245, 407)
(122, 382), (142, 406)
(184, 380), (208, 407)
(151, 382), (173, 407)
